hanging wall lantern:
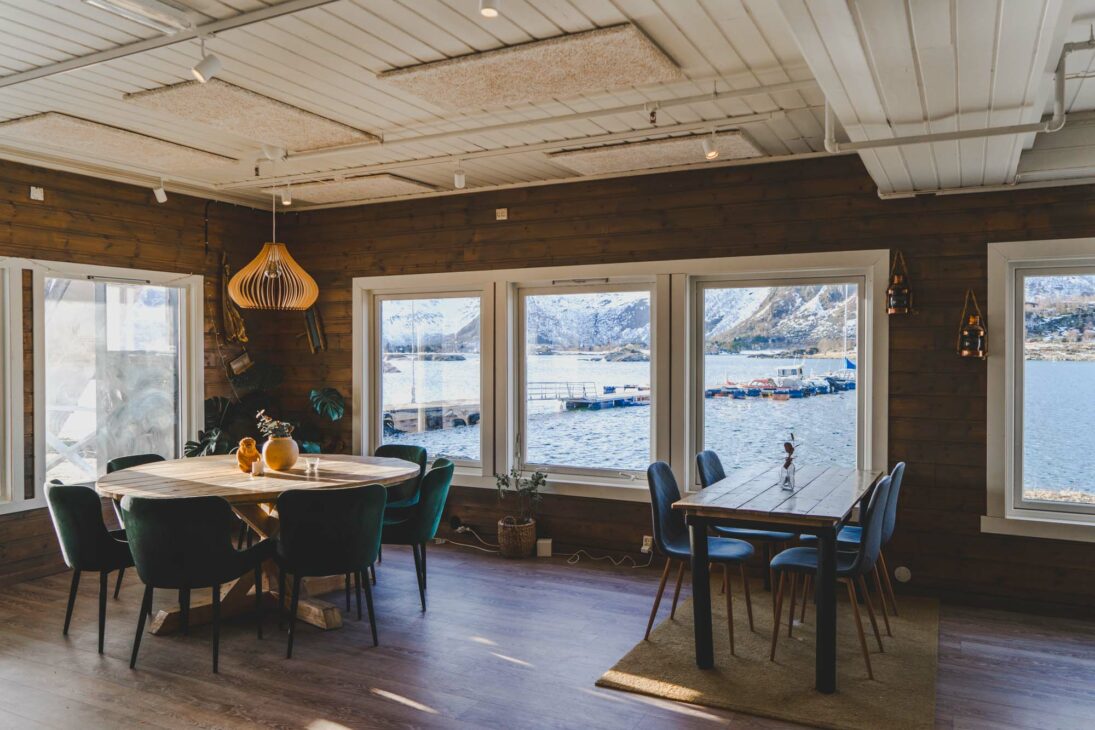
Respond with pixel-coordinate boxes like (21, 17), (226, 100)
(886, 250), (912, 315)
(957, 288), (986, 359)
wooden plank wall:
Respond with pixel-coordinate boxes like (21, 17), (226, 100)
(264, 154), (1095, 612)
(0, 159), (263, 584)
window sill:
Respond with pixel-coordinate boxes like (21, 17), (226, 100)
(981, 514), (1095, 543)
(453, 470), (649, 503)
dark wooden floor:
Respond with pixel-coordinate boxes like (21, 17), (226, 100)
(0, 544), (1092, 729)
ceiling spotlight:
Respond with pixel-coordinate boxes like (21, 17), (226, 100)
(702, 130), (719, 160)
(153, 179), (167, 204)
(84, 0), (193, 35)
(480, 0), (500, 18)
(281, 184), (292, 206)
(191, 37), (222, 83)
(454, 164), (466, 189)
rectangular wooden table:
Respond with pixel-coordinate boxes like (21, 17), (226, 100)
(673, 463), (882, 694)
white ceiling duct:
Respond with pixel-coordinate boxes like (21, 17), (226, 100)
(551, 131), (763, 175)
(378, 24), (681, 111)
(262, 174), (435, 204)
(125, 79), (377, 152)
(0, 113), (235, 173)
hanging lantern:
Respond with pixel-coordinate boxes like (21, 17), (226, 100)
(228, 194), (318, 311)
(957, 288), (986, 359)
(886, 250), (912, 315)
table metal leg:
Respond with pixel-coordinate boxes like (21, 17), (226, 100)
(815, 528), (838, 693)
(690, 518), (714, 669)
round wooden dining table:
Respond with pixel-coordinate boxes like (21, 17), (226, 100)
(97, 454), (420, 636)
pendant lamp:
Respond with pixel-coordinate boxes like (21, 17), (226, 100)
(228, 193), (318, 310)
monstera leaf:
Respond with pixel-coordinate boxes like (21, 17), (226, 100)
(310, 387), (345, 422)
(185, 428), (228, 457)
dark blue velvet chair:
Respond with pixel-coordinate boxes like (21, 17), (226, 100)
(645, 461), (755, 654)
(768, 474), (893, 679)
(45, 484), (134, 654)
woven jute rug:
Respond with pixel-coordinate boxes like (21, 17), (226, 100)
(597, 578), (938, 729)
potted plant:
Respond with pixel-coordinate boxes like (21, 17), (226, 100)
(495, 464), (546, 558)
(256, 409), (298, 471)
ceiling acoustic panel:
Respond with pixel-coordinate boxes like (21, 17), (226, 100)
(378, 24), (682, 111)
(264, 174), (436, 204)
(125, 80), (378, 152)
(550, 131), (764, 175)
(0, 113), (235, 172)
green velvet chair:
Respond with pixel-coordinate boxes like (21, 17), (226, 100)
(120, 494), (274, 673)
(45, 484), (134, 654)
(275, 484), (387, 657)
(105, 454), (164, 473)
(381, 458), (455, 612)
(374, 444), (427, 511)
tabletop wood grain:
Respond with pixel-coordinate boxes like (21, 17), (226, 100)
(673, 464), (882, 529)
(96, 454), (420, 504)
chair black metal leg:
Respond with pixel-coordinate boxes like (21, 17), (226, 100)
(179, 588), (191, 636)
(113, 566), (125, 599)
(63, 570), (80, 635)
(369, 563), (376, 585)
(363, 573), (378, 647)
(237, 522), (247, 550)
(412, 543), (426, 612)
(277, 567), (286, 631)
(212, 583), (221, 673)
(286, 574), (302, 659)
(98, 570), (108, 654)
(377, 543), (382, 564)
(254, 565), (264, 639)
(421, 541), (427, 591)
(354, 570), (362, 621)
(130, 585), (152, 669)
(344, 574), (351, 612)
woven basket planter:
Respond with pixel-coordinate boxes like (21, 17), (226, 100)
(497, 517), (537, 559)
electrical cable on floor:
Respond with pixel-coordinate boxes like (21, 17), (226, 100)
(443, 539), (499, 553)
(456, 525), (499, 548)
(559, 549), (653, 569)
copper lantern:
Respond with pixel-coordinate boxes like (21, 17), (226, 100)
(957, 288), (986, 359)
(886, 250), (912, 315)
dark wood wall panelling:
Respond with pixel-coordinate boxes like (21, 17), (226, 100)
(0, 159), (263, 585)
(264, 154), (1095, 613)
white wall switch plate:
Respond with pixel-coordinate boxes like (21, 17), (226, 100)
(641, 535), (653, 553)
(495, 207), (508, 220)
(29, 186), (44, 201)
(536, 537), (552, 557)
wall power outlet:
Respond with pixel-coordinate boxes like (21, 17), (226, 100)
(640, 535), (653, 554)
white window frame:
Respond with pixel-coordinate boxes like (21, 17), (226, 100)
(352, 249), (888, 503)
(32, 261), (204, 493)
(985, 238), (1095, 542)
(515, 278), (659, 479)
(0, 260), (27, 514)
(691, 275), (867, 485)
(367, 287), (492, 469)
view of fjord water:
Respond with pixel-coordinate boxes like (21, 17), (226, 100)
(1023, 360), (1095, 496)
(383, 353), (857, 472)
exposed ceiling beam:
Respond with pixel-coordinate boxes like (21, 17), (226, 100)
(0, 0), (340, 90)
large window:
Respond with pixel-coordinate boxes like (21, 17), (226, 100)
(519, 286), (653, 473)
(376, 294), (482, 464)
(697, 281), (861, 473)
(36, 265), (202, 486)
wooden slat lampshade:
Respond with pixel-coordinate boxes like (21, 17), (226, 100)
(228, 241), (318, 310)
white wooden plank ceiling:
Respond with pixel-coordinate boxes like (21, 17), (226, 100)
(0, 0), (825, 208)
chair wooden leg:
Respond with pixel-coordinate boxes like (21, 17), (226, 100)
(344, 574), (351, 612)
(739, 563), (754, 631)
(879, 550), (899, 616)
(723, 564), (735, 656)
(845, 579), (873, 680)
(669, 561), (686, 619)
(872, 565), (892, 637)
(363, 573), (378, 647)
(800, 574), (811, 623)
(114, 566), (125, 599)
(858, 575), (884, 653)
(644, 560), (671, 640)
(130, 585), (152, 669)
(286, 574), (302, 659)
(179, 588), (191, 636)
(764, 543), (773, 591)
(787, 573), (798, 637)
(237, 522), (247, 550)
(63, 570), (80, 635)
(97, 570), (108, 654)
(211, 583), (221, 673)
(354, 570), (363, 620)
(254, 565), (264, 639)
(769, 572), (785, 661)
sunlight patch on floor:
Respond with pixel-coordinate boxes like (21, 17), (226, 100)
(468, 635), (498, 646)
(579, 687), (725, 721)
(307, 721), (352, 729)
(370, 688), (439, 714)
(490, 651), (534, 667)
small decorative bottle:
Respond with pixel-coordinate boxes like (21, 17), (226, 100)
(780, 436), (796, 491)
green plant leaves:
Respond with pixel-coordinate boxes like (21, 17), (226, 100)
(184, 428), (228, 457)
(310, 387), (345, 422)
